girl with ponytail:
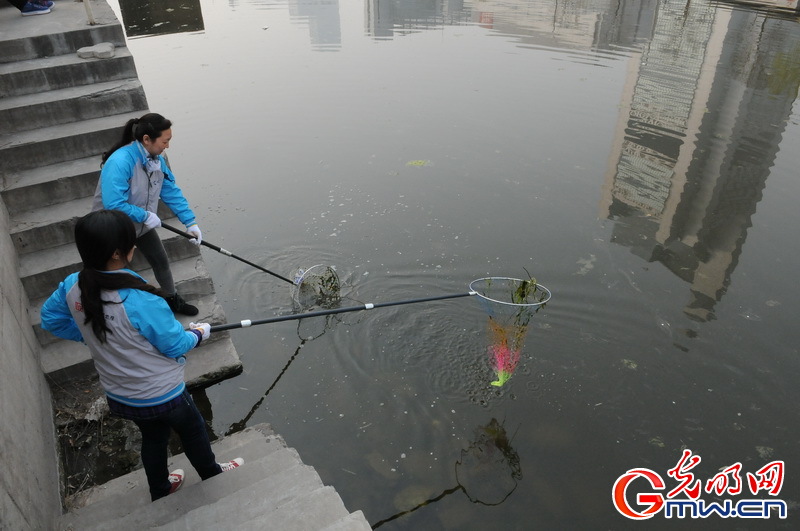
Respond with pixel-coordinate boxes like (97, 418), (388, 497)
(41, 210), (242, 502)
(93, 112), (203, 316)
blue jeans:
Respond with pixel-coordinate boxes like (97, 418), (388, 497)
(116, 391), (222, 501)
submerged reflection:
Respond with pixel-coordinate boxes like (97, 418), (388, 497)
(289, 0), (342, 51)
(600, 2), (800, 321)
(364, 0), (657, 52)
(118, 0), (205, 38)
(225, 315), (341, 435)
(371, 418), (521, 528)
(366, 0), (472, 38)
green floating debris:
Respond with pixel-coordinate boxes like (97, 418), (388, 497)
(406, 160), (430, 167)
(491, 369), (512, 387)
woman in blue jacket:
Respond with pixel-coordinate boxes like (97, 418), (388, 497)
(41, 209), (242, 501)
(93, 112), (201, 316)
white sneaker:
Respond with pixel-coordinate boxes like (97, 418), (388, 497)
(219, 458), (244, 472)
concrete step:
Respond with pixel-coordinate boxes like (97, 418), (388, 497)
(19, 228), (203, 301)
(0, 111), (142, 174)
(0, 79), (148, 134)
(321, 512), (372, 531)
(11, 193), (181, 255)
(24, 237), (206, 302)
(31, 239), (228, 382)
(11, 195), (92, 256)
(0, 0), (124, 63)
(154, 475), (334, 531)
(63, 425), (285, 512)
(178, 331), (241, 388)
(66, 446), (312, 530)
(32, 287), (226, 347)
(153, 463), (324, 531)
(226, 486), (353, 531)
(69, 426), (284, 508)
(1, 156), (101, 215)
(58, 425), (291, 530)
(44, 324), (242, 389)
(38, 282), (224, 347)
(57, 424), (370, 531)
(0, 46), (138, 100)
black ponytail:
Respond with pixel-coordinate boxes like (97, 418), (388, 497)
(75, 210), (165, 342)
(101, 113), (173, 165)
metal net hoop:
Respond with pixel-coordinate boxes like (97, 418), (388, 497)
(290, 264), (341, 309)
(468, 277), (551, 309)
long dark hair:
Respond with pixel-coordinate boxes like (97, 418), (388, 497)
(101, 112), (173, 165)
(75, 210), (164, 342)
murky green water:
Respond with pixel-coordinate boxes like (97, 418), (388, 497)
(108, 0), (800, 528)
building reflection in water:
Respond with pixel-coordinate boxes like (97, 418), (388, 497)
(363, 0), (655, 49)
(600, 1), (800, 322)
(289, 0), (342, 51)
(365, 0), (471, 39)
(118, 0), (205, 38)
(360, 0), (799, 323)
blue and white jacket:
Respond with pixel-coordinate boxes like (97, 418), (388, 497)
(92, 141), (196, 236)
(41, 270), (200, 407)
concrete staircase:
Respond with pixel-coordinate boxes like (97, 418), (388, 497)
(0, 2), (370, 529)
(0, 1), (241, 386)
(58, 424), (370, 531)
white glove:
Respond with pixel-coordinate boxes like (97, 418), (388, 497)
(189, 322), (211, 340)
(186, 223), (202, 246)
(143, 211), (161, 231)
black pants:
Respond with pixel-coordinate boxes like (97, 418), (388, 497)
(7, 0), (28, 11)
(112, 391), (221, 501)
(136, 228), (176, 295)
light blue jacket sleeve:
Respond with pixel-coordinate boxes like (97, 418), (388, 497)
(100, 151), (149, 223)
(159, 161), (197, 227)
(40, 276), (84, 342)
(123, 289), (199, 358)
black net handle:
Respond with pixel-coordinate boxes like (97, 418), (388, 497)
(161, 222), (294, 285)
(210, 291), (477, 332)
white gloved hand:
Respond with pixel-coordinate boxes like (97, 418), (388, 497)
(186, 224), (202, 246)
(189, 322), (211, 340)
(144, 211), (161, 231)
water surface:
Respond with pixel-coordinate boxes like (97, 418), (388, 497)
(108, 0), (800, 528)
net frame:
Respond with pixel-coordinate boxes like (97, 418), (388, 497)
(468, 276), (551, 309)
(290, 264), (342, 309)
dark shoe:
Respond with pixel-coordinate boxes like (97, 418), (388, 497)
(166, 293), (199, 316)
(21, 2), (51, 15)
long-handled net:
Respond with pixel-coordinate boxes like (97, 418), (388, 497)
(161, 223), (341, 308)
(469, 276), (551, 387)
(209, 274), (550, 387)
